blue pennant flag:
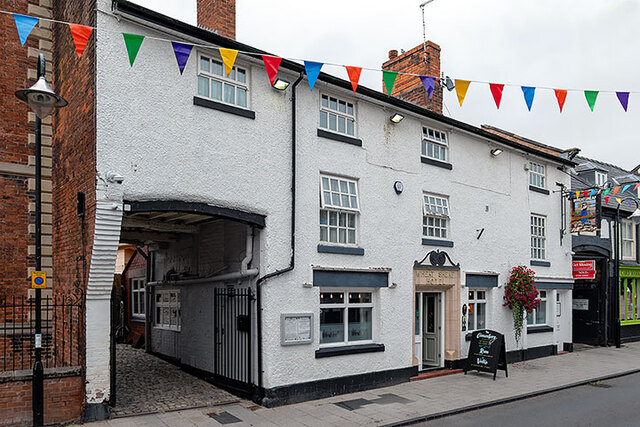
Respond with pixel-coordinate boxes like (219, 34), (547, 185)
(172, 42), (193, 74)
(521, 86), (536, 111)
(622, 184), (631, 193)
(13, 14), (39, 46)
(304, 61), (323, 91)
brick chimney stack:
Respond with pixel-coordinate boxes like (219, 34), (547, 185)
(197, 0), (236, 40)
(381, 41), (442, 114)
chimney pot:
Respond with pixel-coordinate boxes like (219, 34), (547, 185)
(388, 50), (398, 60)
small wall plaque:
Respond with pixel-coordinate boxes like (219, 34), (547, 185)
(281, 313), (313, 346)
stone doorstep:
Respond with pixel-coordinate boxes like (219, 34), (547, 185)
(410, 369), (464, 381)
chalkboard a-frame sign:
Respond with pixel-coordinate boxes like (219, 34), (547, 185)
(464, 329), (508, 380)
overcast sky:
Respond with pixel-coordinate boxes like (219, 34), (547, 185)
(131, 0), (638, 170)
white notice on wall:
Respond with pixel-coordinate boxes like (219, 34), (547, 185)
(283, 316), (311, 343)
(573, 299), (589, 311)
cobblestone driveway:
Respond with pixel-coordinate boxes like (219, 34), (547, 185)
(113, 344), (240, 417)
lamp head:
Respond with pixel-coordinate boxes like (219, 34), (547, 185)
(390, 113), (404, 123)
(272, 78), (290, 91)
(15, 76), (68, 118)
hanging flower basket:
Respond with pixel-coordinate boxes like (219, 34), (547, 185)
(503, 266), (540, 344)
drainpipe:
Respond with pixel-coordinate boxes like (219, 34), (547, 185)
(256, 74), (304, 392)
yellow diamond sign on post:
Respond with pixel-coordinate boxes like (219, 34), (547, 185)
(31, 271), (46, 289)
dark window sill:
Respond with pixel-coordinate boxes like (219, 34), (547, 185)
(529, 185), (550, 195)
(317, 245), (364, 256)
(193, 96), (256, 119)
(421, 156), (453, 170)
(315, 343), (385, 358)
(530, 260), (551, 267)
(422, 238), (454, 248)
(317, 129), (362, 147)
(527, 325), (553, 334)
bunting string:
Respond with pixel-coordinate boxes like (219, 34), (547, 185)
(3, 8), (640, 112)
(572, 183), (640, 203)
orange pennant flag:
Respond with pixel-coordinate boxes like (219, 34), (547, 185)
(345, 66), (362, 93)
(219, 48), (238, 77)
(455, 80), (471, 106)
(68, 24), (93, 57)
(554, 89), (567, 113)
(612, 186), (620, 196)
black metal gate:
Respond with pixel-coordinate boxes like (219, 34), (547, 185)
(213, 287), (253, 395)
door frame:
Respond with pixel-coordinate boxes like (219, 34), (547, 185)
(415, 291), (445, 370)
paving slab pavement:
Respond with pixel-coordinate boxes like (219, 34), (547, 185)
(80, 343), (640, 426)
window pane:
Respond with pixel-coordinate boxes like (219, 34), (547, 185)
(329, 228), (337, 242)
(332, 193), (340, 206)
(348, 307), (372, 341)
(339, 228), (346, 243)
(477, 302), (486, 329)
(198, 76), (209, 97)
(349, 292), (371, 304)
(211, 80), (222, 100)
(329, 211), (337, 225)
(237, 87), (247, 107)
(320, 292), (344, 304)
(347, 103), (354, 115)
(348, 213), (355, 228)
(320, 210), (328, 225)
(338, 116), (346, 133)
(347, 119), (354, 136)
(322, 177), (330, 191)
(348, 229), (356, 244)
(224, 83), (235, 104)
(341, 194), (350, 207)
(200, 57), (210, 72)
(212, 61), (223, 76)
(338, 100), (346, 113)
(322, 95), (328, 108)
(348, 182), (356, 195)
(140, 294), (145, 312)
(536, 301), (546, 324)
(320, 226), (328, 241)
(320, 308), (344, 344)
(339, 212), (346, 227)
(320, 111), (327, 128)
(237, 68), (246, 83)
(323, 191), (331, 205)
(350, 196), (357, 209)
(329, 97), (337, 110)
(229, 67), (236, 80)
(415, 294), (420, 336)
(468, 302), (475, 330)
(329, 113), (337, 131)
(133, 297), (139, 314)
(527, 311), (534, 324)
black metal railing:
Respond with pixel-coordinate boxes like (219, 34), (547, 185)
(0, 294), (84, 372)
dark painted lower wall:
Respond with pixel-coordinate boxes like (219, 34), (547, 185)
(257, 366), (418, 408)
(621, 324), (640, 344)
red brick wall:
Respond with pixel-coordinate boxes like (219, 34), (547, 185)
(123, 250), (147, 342)
(0, 176), (31, 293)
(381, 42), (442, 114)
(197, 0), (236, 39)
(0, 374), (83, 425)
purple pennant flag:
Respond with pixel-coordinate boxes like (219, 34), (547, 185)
(616, 91), (630, 112)
(420, 76), (436, 99)
(172, 42), (193, 74)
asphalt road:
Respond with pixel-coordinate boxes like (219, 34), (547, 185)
(419, 372), (640, 427)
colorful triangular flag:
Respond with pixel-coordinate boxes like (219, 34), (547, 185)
(68, 24), (93, 57)
(420, 76), (436, 99)
(616, 92), (630, 112)
(521, 86), (535, 111)
(382, 70), (398, 97)
(616, 198), (622, 205)
(454, 80), (471, 106)
(576, 191), (580, 199)
(219, 48), (238, 77)
(304, 61), (323, 91)
(604, 188), (611, 196)
(13, 14), (39, 46)
(122, 33), (144, 66)
(345, 66), (362, 93)
(489, 83), (504, 109)
(622, 185), (631, 193)
(262, 55), (282, 86)
(635, 183), (640, 191)
(604, 196), (609, 205)
(589, 190), (597, 197)
(554, 89), (567, 113)
(584, 90), (599, 112)
(612, 186), (620, 196)
(171, 42), (193, 74)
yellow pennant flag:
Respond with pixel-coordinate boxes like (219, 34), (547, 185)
(219, 48), (238, 77)
(455, 80), (471, 106)
(616, 198), (622, 205)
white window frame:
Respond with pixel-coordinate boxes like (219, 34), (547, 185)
(197, 53), (249, 109)
(319, 94), (356, 137)
(527, 290), (548, 326)
(529, 161), (546, 189)
(319, 289), (374, 347)
(467, 289), (487, 332)
(595, 171), (607, 187)
(622, 219), (637, 261)
(154, 289), (181, 331)
(131, 277), (146, 320)
(531, 213), (546, 260)
(421, 126), (448, 162)
(423, 193), (450, 240)
(320, 175), (359, 246)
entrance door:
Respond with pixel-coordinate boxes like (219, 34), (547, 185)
(422, 293), (441, 367)
(573, 259), (605, 346)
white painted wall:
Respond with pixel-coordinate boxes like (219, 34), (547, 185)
(95, 2), (573, 393)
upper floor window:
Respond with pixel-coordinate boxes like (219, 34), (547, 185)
(531, 214), (546, 260)
(622, 220), (637, 260)
(131, 277), (146, 319)
(529, 161), (546, 189)
(422, 127), (448, 162)
(320, 94), (355, 137)
(595, 171), (607, 187)
(197, 55), (248, 108)
(527, 290), (547, 326)
(423, 194), (449, 239)
(320, 175), (359, 245)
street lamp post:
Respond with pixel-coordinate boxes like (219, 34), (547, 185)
(15, 53), (67, 427)
(614, 198), (640, 349)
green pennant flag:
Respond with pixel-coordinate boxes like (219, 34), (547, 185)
(584, 90), (599, 112)
(382, 70), (398, 97)
(123, 33), (145, 66)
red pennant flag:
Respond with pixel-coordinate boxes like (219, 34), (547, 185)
(69, 24), (93, 57)
(604, 196), (609, 205)
(261, 55), (282, 86)
(345, 66), (362, 93)
(489, 84), (504, 109)
(612, 186), (620, 196)
(554, 89), (567, 113)
(634, 183), (640, 191)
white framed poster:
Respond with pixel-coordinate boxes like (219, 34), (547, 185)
(281, 313), (313, 345)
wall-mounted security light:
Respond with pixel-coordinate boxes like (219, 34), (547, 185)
(491, 148), (503, 156)
(443, 76), (455, 92)
(390, 113), (404, 123)
(272, 78), (290, 91)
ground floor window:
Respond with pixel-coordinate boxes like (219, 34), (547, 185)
(467, 289), (486, 331)
(527, 290), (547, 325)
(620, 273), (640, 323)
(320, 290), (373, 345)
(155, 289), (181, 331)
(131, 277), (146, 319)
